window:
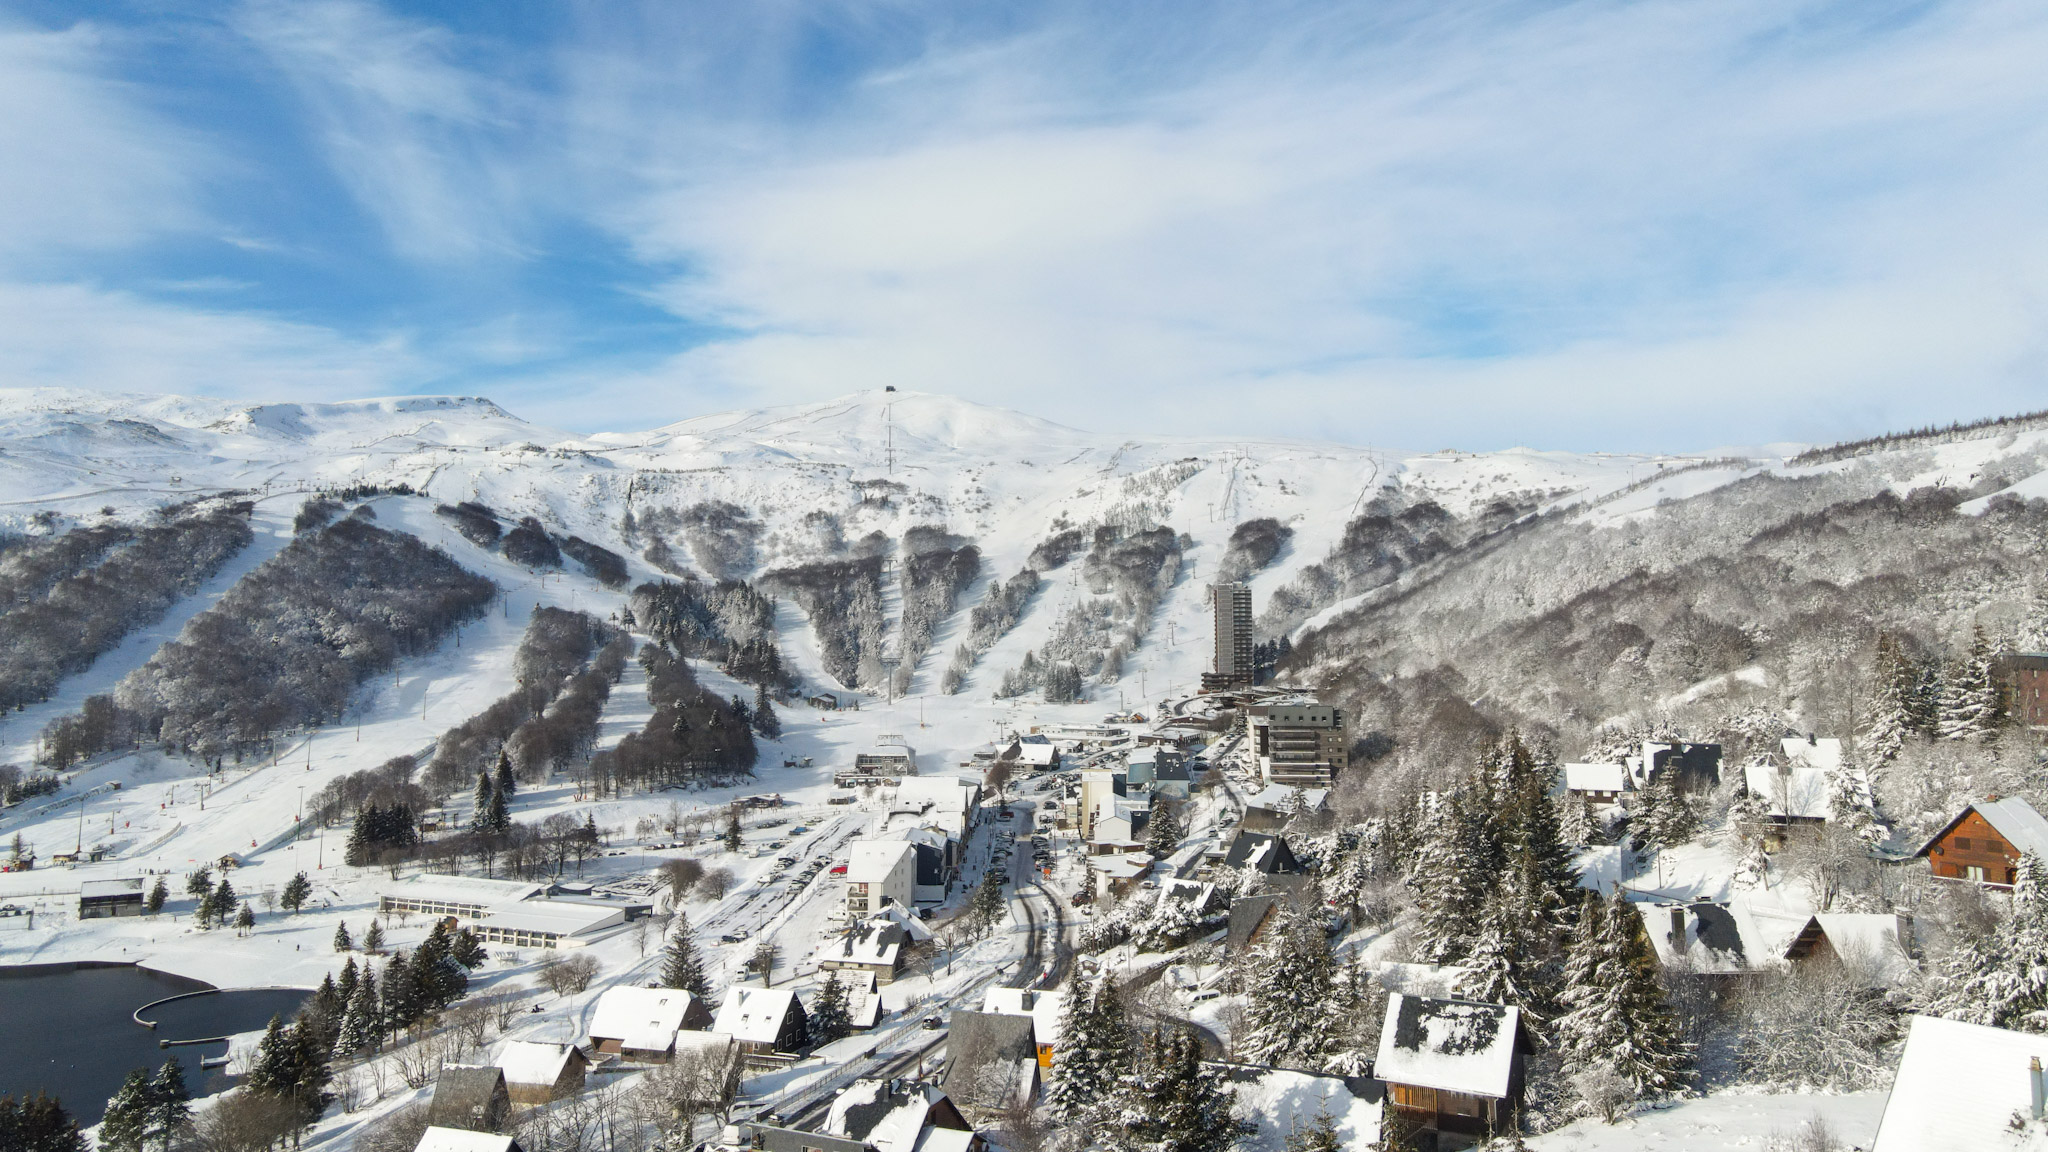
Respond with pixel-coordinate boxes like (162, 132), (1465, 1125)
(1988, 839), (2007, 854)
(1967, 865), (1987, 883)
(1955, 837), (1972, 850)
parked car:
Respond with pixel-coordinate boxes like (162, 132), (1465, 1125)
(922, 1015), (944, 1031)
(720, 932), (748, 944)
(830, 863), (848, 875)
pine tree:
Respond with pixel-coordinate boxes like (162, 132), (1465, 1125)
(659, 915), (710, 997)
(1865, 631), (1914, 764)
(363, 918), (385, 954)
(248, 1015), (294, 1096)
(1632, 768), (1698, 852)
(344, 807), (374, 866)
(1459, 844), (1551, 1023)
(1406, 781), (1498, 964)
(1921, 851), (2048, 1029)
(1938, 626), (2000, 742)
(1131, 1026), (1250, 1152)
(212, 877), (237, 925)
(380, 952), (419, 1038)
(809, 973), (852, 1047)
(184, 866), (213, 901)
(333, 920), (354, 952)
(1554, 893), (1690, 1096)
(0, 1092), (88, 1152)
(147, 1058), (191, 1152)
(495, 749), (516, 800)
(145, 877), (167, 917)
(281, 871), (312, 915)
(451, 926), (487, 969)
(234, 904), (255, 935)
(335, 970), (377, 1057)
(1049, 978), (1135, 1123)
(1825, 749), (1878, 844)
(471, 771), (494, 835)
(1144, 802), (1184, 859)
(725, 807), (743, 853)
(486, 785), (511, 836)
(752, 683), (781, 739)
(1282, 1104), (1342, 1152)
(969, 867), (1006, 939)
(1237, 902), (1338, 1067)
(415, 921), (467, 1009)
(99, 1069), (152, 1152)
(337, 956), (360, 1005)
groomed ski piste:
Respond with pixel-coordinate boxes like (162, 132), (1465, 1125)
(8, 387), (2041, 1148)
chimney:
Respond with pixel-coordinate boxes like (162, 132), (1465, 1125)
(2032, 1056), (2045, 1121)
(1669, 907), (1686, 947)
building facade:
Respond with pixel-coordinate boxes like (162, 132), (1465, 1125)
(1202, 582), (1254, 692)
(1246, 701), (1348, 788)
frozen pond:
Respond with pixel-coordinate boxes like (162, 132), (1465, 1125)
(0, 962), (308, 1123)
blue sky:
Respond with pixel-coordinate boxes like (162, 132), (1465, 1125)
(2, 0), (2045, 451)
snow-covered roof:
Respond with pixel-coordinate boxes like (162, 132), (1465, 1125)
(1780, 736), (1843, 773)
(836, 969), (883, 1029)
(1562, 763), (1631, 794)
(871, 904), (935, 942)
(846, 840), (918, 884)
(894, 775), (979, 813)
(495, 1041), (580, 1088)
(824, 1079), (958, 1152)
(669, 1030), (738, 1066)
(1634, 901), (1790, 976)
(78, 878), (146, 899)
(1788, 914), (1916, 986)
(1374, 995), (1523, 1099)
(414, 1127), (519, 1152)
(473, 900), (624, 938)
(1161, 878), (1220, 912)
(1086, 854), (1153, 880)
(1222, 831), (1301, 873)
(713, 986), (801, 1045)
(983, 987), (1063, 1047)
(1244, 784), (1329, 811)
(1014, 743), (1058, 766)
(1874, 1014), (2048, 1151)
(391, 874), (547, 905)
(1974, 797), (2048, 859)
(589, 987), (708, 1050)
(1743, 763), (1831, 820)
(829, 921), (906, 967)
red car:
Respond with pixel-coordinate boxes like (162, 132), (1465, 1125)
(829, 863), (848, 875)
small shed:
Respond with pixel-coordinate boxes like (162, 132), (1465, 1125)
(495, 1042), (587, 1105)
(427, 1066), (511, 1133)
(1375, 994), (1528, 1146)
(1916, 795), (2048, 888)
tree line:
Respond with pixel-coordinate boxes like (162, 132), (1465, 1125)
(759, 556), (885, 690)
(940, 567), (1040, 695)
(0, 501), (252, 716)
(42, 518), (494, 770)
(891, 526), (980, 696)
(586, 643), (759, 796)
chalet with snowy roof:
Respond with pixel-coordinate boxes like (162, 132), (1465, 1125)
(820, 919), (911, 984)
(1916, 795), (2048, 888)
(668, 1031), (742, 1100)
(494, 1042), (587, 1105)
(1873, 1014), (2048, 1151)
(940, 1011), (1039, 1113)
(427, 1066), (510, 1133)
(1783, 913), (1917, 986)
(1159, 878), (1224, 917)
(838, 969), (883, 1030)
(1376, 995), (1528, 1148)
(1639, 740), (1722, 792)
(1561, 763), (1633, 811)
(883, 827), (954, 904)
(1741, 762), (1835, 845)
(712, 986), (808, 1058)
(587, 987), (714, 1061)
(77, 877), (146, 919)
(741, 1079), (981, 1152)
(981, 988), (1061, 1068)
(1240, 785), (1329, 833)
(1633, 900), (1811, 982)
(1085, 852), (1153, 896)
(894, 776), (981, 831)
(1221, 831), (1304, 876)
(1089, 799), (1150, 854)
(414, 1128), (522, 1152)
(1152, 759), (1193, 800)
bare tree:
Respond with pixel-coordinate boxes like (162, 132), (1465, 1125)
(192, 1091), (304, 1152)
(352, 1104), (431, 1152)
(535, 953), (602, 998)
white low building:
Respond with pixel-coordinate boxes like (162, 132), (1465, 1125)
(381, 875), (547, 919)
(1875, 1014), (2048, 1150)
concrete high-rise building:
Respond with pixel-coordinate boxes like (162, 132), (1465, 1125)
(1203, 582), (1255, 692)
(1247, 700), (1349, 788)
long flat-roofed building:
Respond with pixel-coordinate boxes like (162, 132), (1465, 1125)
(381, 875), (546, 919)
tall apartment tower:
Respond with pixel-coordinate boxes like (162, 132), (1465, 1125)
(1203, 582), (1255, 692)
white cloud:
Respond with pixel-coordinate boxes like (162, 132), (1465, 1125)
(560, 0), (2048, 448)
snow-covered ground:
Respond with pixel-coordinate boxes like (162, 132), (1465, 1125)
(1529, 1089), (1888, 1151)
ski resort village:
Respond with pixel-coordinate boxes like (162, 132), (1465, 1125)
(6, 389), (2048, 1152)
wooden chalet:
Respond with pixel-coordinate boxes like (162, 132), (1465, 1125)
(1374, 995), (1528, 1151)
(495, 1042), (588, 1105)
(1915, 795), (2048, 888)
(427, 1066), (511, 1134)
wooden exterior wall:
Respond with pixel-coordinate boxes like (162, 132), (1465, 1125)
(1927, 810), (2020, 886)
(1385, 1082), (1506, 1139)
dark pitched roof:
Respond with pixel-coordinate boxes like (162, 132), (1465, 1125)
(1226, 894), (1279, 951)
(428, 1066), (509, 1131)
(1221, 831), (1301, 874)
(941, 1011), (1039, 1110)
